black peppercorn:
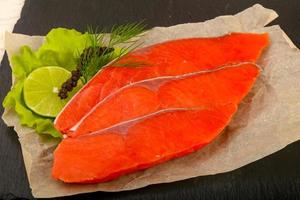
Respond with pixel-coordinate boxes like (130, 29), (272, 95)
(71, 81), (77, 87)
(58, 46), (114, 99)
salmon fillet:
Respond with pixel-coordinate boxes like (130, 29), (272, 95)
(54, 33), (269, 134)
(53, 105), (237, 183)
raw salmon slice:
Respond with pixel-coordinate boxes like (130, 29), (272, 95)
(71, 63), (259, 137)
(52, 63), (260, 183)
(54, 33), (269, 134)
(53, 105), (237, 183)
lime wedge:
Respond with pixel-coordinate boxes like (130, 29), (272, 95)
(23, 66), (80, 118)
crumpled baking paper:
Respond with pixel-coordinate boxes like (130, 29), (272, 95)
(3, 4), (300, 198)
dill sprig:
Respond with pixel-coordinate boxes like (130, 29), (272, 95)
(80, 22), (146, 82)
(109, 21), (146, 46)
(58, 22), (146, 99)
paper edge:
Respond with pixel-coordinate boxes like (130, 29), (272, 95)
(235, 4), (278, 27)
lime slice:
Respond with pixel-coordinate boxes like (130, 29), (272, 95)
(23, 66), (81, 117)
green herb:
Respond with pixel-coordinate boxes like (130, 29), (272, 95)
(58, 22), (146, 99)
(81, 22), (146, 82)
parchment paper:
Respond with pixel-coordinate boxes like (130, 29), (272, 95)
(3, 4), (300, 198)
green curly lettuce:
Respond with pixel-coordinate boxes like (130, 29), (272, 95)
(3, 28), (91, 138)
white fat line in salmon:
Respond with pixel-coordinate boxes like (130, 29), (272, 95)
(74, 107), (203, 139)
(53, 58), (117, 124)
(68, 62), (260, 132)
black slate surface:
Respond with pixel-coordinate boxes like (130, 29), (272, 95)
(1, 0), (300, 199)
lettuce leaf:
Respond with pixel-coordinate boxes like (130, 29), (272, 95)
(3, 28), (91, 138)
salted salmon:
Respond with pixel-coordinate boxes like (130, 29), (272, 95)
(54, 33), (269, 134)
(52, 62), (260, 183)
(53, 105), (236, 183)
(52, 33), (268, 183)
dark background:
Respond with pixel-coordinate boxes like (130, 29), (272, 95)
(1, 0), (300, 199)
